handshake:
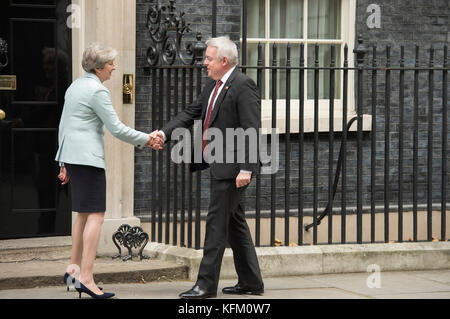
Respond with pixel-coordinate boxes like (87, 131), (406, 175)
(146, 130), (165, 150)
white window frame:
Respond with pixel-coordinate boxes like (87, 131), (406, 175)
(242, 0), (371, 133)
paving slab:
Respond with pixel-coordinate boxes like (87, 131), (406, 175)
(305, 271), (450, 298)
(237, 287), (370, 299)
(405, 269), (450, 285)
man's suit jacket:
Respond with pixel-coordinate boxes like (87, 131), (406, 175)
(55, 72), (149, 169)
(161, 68), (261, 180)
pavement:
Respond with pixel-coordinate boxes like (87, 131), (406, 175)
(0, 268), (449, 299)
(1, 236), (449, 300)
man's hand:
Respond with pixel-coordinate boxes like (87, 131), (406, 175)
(147, 130), (165, 150)
(236, 171), (251, 188)
(58, 166), (70, 185)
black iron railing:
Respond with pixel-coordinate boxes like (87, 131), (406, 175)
(141, 1), (449, 249)
(144, 39), (448, 248)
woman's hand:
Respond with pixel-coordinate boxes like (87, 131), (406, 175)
(58, 166), (70, 185)
(147, 130), (165, 150)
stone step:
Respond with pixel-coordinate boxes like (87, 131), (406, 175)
(0, 237), (189, 290)
(0, 236), (72, 263)
(0, 258), (188, 290)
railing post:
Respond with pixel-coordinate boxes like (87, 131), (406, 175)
(371, 44), (377, 243)
(242, 0), (248, 74)
(194, 34), (205, 250)
(328, 45), (336, 244)
(180, 68), (187, 248)
(188, 68), (194, 248)
(398, 46), (405, 243)
(166, 68), (172, 245)
(255, 42), (262, 247)
(271, 43), (277, 247)
(341, 44), (348, 244)
(298, 43), (305, 246)
(151, 68), (157, 242)
(192, 32), (206, 65)
(353, 35), (367, 244)
(413, 45), (419, 242)
(158, 68), (164, 243)
(427, 46), (434, 242)
(285, 43), (291, 246)
(313, 44), (319, 245)
(211, 0), (217, 37)
(442, 45), (448, 241)
(173, 69), (179, 246)
(384, 45), (391, 243)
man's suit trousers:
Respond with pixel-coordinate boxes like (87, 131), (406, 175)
(195, 178), (264, 292)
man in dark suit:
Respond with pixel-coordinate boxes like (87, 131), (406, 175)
(149, 36), (264, 299)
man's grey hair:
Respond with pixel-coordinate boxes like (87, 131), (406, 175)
(205, 36), (239, 66)
(82, 42), (118, 73)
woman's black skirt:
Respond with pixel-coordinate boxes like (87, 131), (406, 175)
(65, 164), (106, 213)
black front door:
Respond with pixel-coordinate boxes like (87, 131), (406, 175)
(0, 0), (72, 239)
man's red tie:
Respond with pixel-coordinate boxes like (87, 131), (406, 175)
(202, 80), (223, 152)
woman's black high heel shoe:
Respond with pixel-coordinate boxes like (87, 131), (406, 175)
(75, 281), (115, 299)
(63, 273), (103, 292)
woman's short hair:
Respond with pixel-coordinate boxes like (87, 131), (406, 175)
(82, 43), (118, 73)
(205, 36), (239, 66)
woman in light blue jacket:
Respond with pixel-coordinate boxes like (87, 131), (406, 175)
(55, 43), (150, 299)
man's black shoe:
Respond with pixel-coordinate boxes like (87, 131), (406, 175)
(179, 285), (217, 299)
(222, 283), (264, 295)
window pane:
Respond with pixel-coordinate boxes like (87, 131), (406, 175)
(246, 0), (265, 38)
(307, 44), (341, 99)
(308, 0), (341, 39)
(269, 43), (300, 99)
(244, 43), (266, 98)
(270, 0), (304, 38)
